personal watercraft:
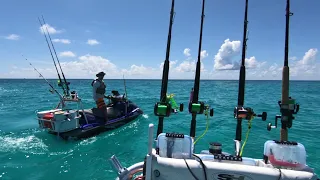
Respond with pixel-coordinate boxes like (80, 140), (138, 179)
(33, 16), (143, 140)
(37, 90), (143, 140)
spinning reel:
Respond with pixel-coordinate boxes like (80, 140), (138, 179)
(267, 97), (299, 131)
(234, 106), (267, 121)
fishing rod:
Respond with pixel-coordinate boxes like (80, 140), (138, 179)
(123, 74), (127, 99)
(154, 0), (183, 138)
(267, 0), (299, 141)
(41, 15), (70, 96)
(233, 0), (267, 157)
(38, 17), (66, 96)
(23, 55), (65, 105)
(122, 74), (128, 114)
(189, 0), (213, 141)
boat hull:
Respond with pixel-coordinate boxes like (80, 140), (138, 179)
(109, 123), (319, 180)
(117, 151), (318, 180)
(111, 148), (318, 180)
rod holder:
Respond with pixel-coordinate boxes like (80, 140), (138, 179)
(109, 155), (127, 175)
(148, 124), (154, 155)
(234, 140), (241, 157)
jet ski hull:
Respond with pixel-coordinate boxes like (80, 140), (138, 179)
(48, 110), (142, 140)
(44, 101), (143, 140)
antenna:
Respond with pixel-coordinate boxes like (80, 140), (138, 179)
(233, 0), (267, 157)
(154, 0), (183, 138)
(189, 0), (213, 141)
(267, 0), (299, 141)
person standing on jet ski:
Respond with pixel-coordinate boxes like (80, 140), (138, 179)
(92, 71), (108, 122)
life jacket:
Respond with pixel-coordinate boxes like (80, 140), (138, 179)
(91, 79), (106, 94)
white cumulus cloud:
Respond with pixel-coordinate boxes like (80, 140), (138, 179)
(5, 34), (20, 40)
(159, 60), (178, 71)
(290, 48), (318, 77)
(213, 39), (265, 71)
(52, 39), (71, 44)
(59, 51), (76, 57)
(76, 54), (117, 75)
(122, 64), (158, 78)
(255, 48), (319, 80)
(3, 55), (118, 79)
(175, 60), (205, 73)
(174, 47), (208, 73)
(201, 50), (208, 59)
(184, 48), (191, 57)
(87, 39), (100, 45)
(214, 39), (241, 70)
(245, 56), (266, 69)
(39, 24), (63, 34)
(289, 56), (297, 61)
(297, 48), (318, 66)
(1, 46), (318, 80)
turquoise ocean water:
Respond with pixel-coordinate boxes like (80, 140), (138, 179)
(0, 79), (319, 180)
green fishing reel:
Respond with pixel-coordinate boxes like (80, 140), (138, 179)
(154, 102), (184, 117)
(188, 101), (214, 117)
(267, 97), (299, 131)
(234, 106), (267, 121)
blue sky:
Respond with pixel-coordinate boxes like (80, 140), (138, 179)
(0, 0), (319, 80)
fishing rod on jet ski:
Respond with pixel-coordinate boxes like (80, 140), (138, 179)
(233, 0), (267, 157)
(41, 15), (70, 96)
(123, 74), (128, 114)
(189, 0), (213, 141)
(23, 55), (65, 105)
(154, 0), (183, 138)
(267, 0), (299, 141)
(38, 17), (67, 96)
(123, 74), (127, 99)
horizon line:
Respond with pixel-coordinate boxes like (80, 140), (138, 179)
(0, 78), (319, 81)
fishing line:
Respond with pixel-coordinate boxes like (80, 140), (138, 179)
(240, 117), (253, 156)
(22, 55), (64, 102)
(193, 106), (210, 145)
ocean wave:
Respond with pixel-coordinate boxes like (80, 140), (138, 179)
(0, 135), (48, 154)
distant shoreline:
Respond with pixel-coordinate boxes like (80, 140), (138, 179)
(0, 78), (319, 81)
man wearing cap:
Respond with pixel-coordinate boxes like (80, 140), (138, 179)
(91, 71), (108, 122)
